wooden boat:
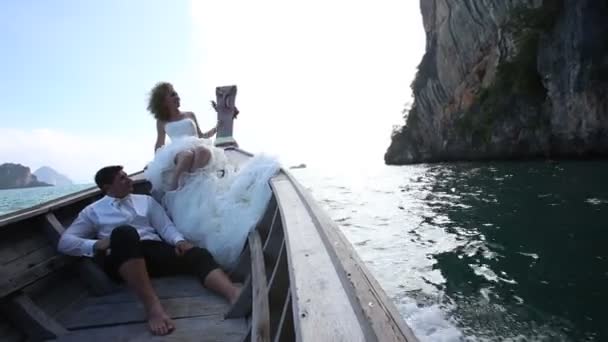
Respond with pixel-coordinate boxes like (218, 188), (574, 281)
(0, 87), (418, 341)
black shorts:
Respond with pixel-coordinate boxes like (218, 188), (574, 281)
(96, 225), (219, 282)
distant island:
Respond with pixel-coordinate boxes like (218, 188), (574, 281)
(0, 163), (72, 190)
(34, 166), (73, 186)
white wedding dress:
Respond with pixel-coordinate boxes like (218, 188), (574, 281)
(144, 117), (280, 269)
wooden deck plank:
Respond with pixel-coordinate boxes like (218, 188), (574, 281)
(0, 253), (73, 298)
(55, 314), (247, 342)
(249, 231), (270, 342)
(59, 294), (229, 329)
(23, 267), (88, 316)
(0, 293), (67, 340)
(0, 229), (47, 266)
(44, 212), (65, 247)
(2, 245), (56, 276)
(271, 175), (368, 342)
(81, 276), (216, 306)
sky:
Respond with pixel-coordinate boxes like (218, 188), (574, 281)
(0, 0), (425, 183)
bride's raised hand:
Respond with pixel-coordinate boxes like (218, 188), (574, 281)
(211, 100), (239, 119)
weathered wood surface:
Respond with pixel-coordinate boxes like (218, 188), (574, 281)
(0, 228), (47, 266)
(0, 293), (67, 340)
(59, 294), (228, 329)
(52, 276), (246, 341)
(0, 249), (72, 298)
(215, 85), (238, 147)
(284, 172), (419, 342)
(44, 212), (65, 247)
(82, 276), (215, 305)
(23, 267), (87, 316)
(270, 174), (369, 342)
(249, 231), (271, 342)
(55, 314), (247, 342)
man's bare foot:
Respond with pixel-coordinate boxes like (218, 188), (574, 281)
(147, 305), (175, 336)
(229, 284), (242, 305)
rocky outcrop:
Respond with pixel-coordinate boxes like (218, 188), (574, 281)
(386, 0), (608, 164)
(34, 166), (73, 186)
(0, 163), (51, 189)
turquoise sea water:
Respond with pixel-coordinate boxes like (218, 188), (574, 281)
(0, 184), (92, 216)
(293, 161), (608, 341)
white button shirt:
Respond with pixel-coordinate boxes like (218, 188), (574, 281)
(58, 194), (185, 257)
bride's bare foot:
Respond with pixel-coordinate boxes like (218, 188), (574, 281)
(147, 305), (175, 336)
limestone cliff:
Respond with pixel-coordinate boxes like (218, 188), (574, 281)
(0, 163), (51, 189)
(386, 0), (608, 164)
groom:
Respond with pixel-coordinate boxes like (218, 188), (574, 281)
(57, 165), (240, 336)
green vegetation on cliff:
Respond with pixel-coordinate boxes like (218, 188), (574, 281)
(457, 1), (563, 144)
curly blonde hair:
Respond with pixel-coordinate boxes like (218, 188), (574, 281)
(147, 82), (173, 121)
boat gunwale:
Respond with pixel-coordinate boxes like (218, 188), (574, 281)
(280, 170), (419, 341)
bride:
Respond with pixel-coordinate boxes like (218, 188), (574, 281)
(143, 82), (280, 269)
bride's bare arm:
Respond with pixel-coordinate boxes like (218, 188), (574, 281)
(187, 112), (216, 139)
(155, 120), (166, 152)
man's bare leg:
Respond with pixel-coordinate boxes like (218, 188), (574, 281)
(203, 268), (241, 304)
(118, 258), (175, 335)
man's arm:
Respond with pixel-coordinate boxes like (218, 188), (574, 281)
(147, 196), (186, 245)
(57, 207), (98, 257)
(187, 112), (216, 139)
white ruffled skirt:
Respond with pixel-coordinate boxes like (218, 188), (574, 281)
(144, 141), (281, 269)
(163, 154), (281, 269)
(144, 137), (227, 193)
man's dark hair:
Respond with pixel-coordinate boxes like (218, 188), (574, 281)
(94, 165), (123, 191)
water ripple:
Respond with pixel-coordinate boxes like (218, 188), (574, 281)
(292, 161), (608, 342)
